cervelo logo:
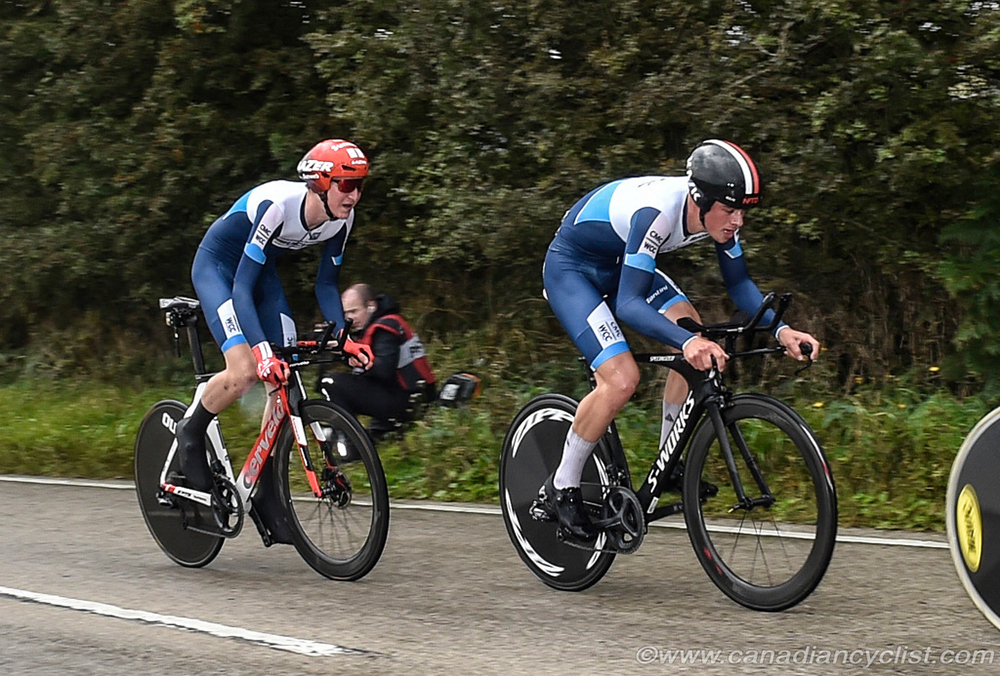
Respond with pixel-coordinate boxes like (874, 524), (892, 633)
(646, 393), (695, 494)
(242, 403), (287, 490)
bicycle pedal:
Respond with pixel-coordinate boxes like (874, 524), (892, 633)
(529, 498), (556, 522)
(156, 491), (178, 508)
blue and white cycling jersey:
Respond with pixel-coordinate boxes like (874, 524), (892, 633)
(544, 176), (782, 369)
(192, 180), (353, 352)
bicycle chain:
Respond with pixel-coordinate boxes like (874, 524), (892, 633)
(555, 528), (643, 556)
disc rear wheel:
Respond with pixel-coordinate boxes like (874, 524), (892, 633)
(134, 400), (224, 568)
(946, 406), (1000, 630)
(499, 394), (624, 592)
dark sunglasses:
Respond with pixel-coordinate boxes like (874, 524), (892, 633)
(332, 177), (365, 193)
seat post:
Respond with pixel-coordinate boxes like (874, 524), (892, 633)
(186, 320), (207, 376)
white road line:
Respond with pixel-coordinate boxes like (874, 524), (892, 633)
(0, 476), (133, 490)
(0, 586), (361, 657)
(0, 475), (949, 549)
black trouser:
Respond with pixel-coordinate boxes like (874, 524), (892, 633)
(318, 372), (411, 423)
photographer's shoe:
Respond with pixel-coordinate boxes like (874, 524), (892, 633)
(174, 417), (213, 492)
(542, 475), (597, 542)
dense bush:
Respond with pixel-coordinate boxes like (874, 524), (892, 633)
(1, 1), (998, 390)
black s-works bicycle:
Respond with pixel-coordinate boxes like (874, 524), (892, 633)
(500, 294), (837, 611)
(135, 297), (389, 580)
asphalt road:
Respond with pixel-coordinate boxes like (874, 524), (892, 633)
(1, 477), (998, 675)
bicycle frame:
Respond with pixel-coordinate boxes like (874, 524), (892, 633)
(155, 297), (340, 510)
(159, 368), (341, 507)
(594, 292), (798, 523)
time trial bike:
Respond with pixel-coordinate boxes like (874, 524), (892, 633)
(499, 293), (837, 611)
(134, 296), (389, 581)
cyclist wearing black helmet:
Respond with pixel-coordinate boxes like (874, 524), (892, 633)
(540, 139), (820, 540)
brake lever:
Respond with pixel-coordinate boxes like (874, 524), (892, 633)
(317, 321), (337, 353)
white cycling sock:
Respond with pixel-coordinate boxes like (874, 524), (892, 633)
(554, 429), (597, 489)
(658, 401), (683, 451)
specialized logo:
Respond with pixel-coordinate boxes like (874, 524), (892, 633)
(242, 403), (287, 490)
(646, 393), (695, 495)
(956, 484), (983, 573)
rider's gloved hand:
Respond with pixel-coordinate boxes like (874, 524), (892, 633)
(337, 331), (374, 370)
(252, 342), (289, 386)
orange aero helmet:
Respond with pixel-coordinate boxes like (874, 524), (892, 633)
(297, 139), (369, 193)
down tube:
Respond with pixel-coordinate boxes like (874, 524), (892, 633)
(634, 392), (702, 513)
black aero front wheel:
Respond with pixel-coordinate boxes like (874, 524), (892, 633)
(682, 394), (837, 611)
(946, 406), (1000, 630)
(499, 394), (623, 592)
(274, 400), (389, 581)
(134, 400), (224, 568)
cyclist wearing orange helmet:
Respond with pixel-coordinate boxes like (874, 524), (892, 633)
(173, 139), (371, 494)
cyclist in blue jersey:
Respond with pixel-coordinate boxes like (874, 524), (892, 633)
(173, 139), (373, 492)
(540, 139), (821, 540)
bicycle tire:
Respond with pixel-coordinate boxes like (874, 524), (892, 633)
(946, 406), (1000, 630)
(499, 394), (624, 592)
(273, 400), (389, 581)
(134, 400), (224, 568)
(682, 393), (837, 611)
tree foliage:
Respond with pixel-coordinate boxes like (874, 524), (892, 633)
(1, 0), (998, 387)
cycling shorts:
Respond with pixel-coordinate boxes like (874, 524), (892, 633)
(543, 242), (688, 371)
(191, 246), (296, 353)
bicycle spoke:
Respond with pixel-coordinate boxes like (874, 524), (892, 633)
(684, 395), (836, 611)
(277, 400), (389, 581)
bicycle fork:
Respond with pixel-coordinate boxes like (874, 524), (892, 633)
(281, 374), (350, 501)
(705, 399), (775, 512)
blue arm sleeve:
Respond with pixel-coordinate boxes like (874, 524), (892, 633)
(716, 238), (786, 334)
(315, 233), (347, 331)
(233, 201), (282, 347)
(614, 207), (697, 350)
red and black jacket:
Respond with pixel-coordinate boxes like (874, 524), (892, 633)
(358, 297), (436, 394)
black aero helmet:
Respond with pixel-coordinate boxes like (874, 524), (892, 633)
(686, 139), (762, 217)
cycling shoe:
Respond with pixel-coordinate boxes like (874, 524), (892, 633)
(541, 475), (597, 542)
(174, 417), (213, 492)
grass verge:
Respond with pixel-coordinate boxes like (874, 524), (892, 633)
(0, 376), (989, 532)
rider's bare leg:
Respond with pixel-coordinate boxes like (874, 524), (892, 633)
(659, 301), (703, 449)
(553, 351), (639, 489)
